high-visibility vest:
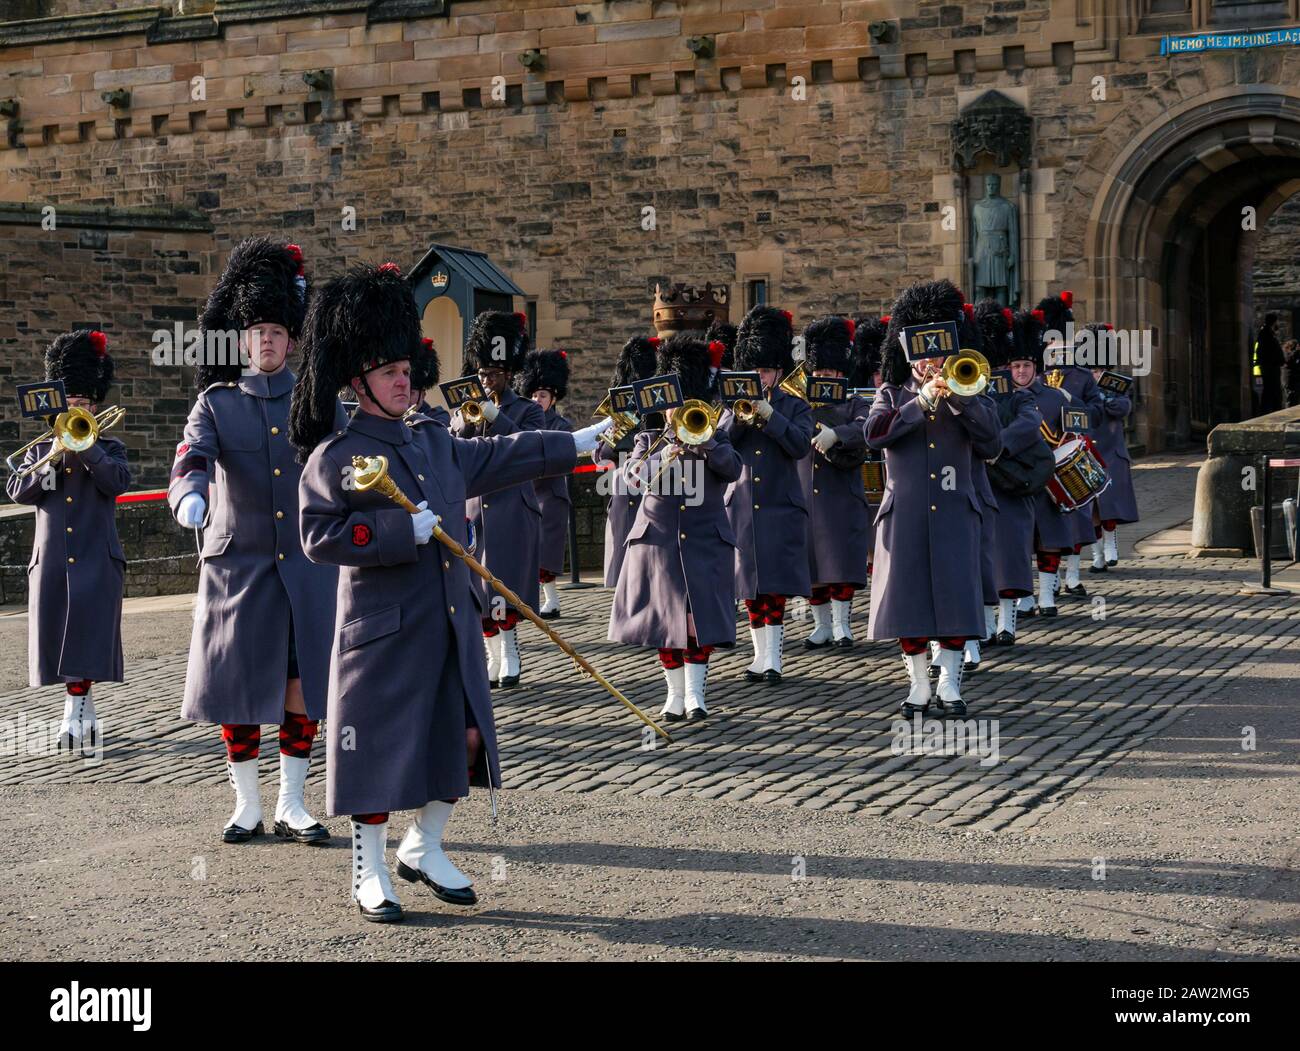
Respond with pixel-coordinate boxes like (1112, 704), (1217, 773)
(1253, 340), (1262, 378)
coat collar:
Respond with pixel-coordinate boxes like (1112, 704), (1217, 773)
(348, 408), (411, 445)
(238, 368), (295, 399)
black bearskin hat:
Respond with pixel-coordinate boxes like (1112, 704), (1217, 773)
(656, 331), (712, 403)
(610, 334), (660, 388)
(1034, 290), (1074, 342)
(289, 261), (421, 459)
(45, 329), (114, 403)
(973, 299), (1017, 368)
(197, 237), (309, 389)
(1010, 309), (1045, 370)
(462, 310), (530, 375)
(804, 316), (855, 375)
(735, 305), (795, 374)
(410, 336), (440, 392)
(849, 314), (886, 388)
(517, 348), (570, 402)
(881, 279), (965, 386)
(703, 320), (737, 370)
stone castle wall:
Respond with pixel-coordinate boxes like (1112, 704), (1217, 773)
(2, 0), (1299, 480)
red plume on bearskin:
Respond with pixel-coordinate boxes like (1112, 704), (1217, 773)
(1032, 309), (1045, 324)
(378, 262), (401, 275)
(843, 317), (856, 341)
(1061, 290), (1074, 309)
(285, 244), (305, 276)
(881, 315), (891, 325)
(648, 336), (661, 348)
(89, 331), (108, 357)
(1002, 308), (1014, 330)
(963, 303), (974, 322)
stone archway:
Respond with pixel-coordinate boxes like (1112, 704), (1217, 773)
(1080, 88), (1300, 452)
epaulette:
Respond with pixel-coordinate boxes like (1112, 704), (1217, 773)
(201, 381), (240, 397)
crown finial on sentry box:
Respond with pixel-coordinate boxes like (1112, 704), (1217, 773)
(652, 281), (731, 337)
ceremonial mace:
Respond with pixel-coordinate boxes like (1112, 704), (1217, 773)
(351, 455), (672, 744)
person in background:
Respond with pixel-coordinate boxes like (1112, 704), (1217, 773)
(1254, 313), (1285, 415)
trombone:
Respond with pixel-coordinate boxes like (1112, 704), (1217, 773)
(938, 348), (991, 398)
(648, 399), (719, 489)
(8, 404), (126, 478)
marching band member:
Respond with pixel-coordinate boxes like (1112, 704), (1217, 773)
(608, 333), (742, 721)
(798, 316), (871, 650)
(977, 305), (1044, 646)
(721, 305), (815, 684)
(865, 281), (1001, 717)
(851, 315), (887, 578)
(409, 337), (449, 427)
(1085, 324), (1139, 570)
(290, 263), (607, 921)
(450, 311), (543, 689)
(169, 237), (341, 846)
(8, 330), (130, 755)
(1011, 308), (1077, 619)
(517, 349), (575, 618)
(1036, 292), (1105, 598)
(963, 303), (1002, 670)
(595, 334), (660, 588)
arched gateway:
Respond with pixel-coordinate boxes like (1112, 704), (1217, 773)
(1082, 88), (1300, 452)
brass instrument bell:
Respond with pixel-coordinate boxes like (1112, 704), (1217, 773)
(940, 348), (991, 398)
(8, 404), (126, 478)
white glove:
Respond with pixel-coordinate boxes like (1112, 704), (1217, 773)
(812, 423), (839, 453)
(919, 380), (941, 410)
(177, 492), (206, 528)
(411, 500), (439, 545)
(754, 398), (774, 420)
(572, 417), (614, 455)
(476, 399), (500, 423)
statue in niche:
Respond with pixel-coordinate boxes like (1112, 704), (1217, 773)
(972, 173), (1020, 308)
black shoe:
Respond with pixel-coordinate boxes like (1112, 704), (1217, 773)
(222, 820), (264, 844)
(1107, 559), (1118, 567)
(396, 859), (478, 907)
(1088, 562), (1107, 573)
(661, 710), (686, 723)
(763, 669), (782, 684)
(994, 630), (1015, 646)
(538, 609), (561, 620)
(687, 708), (708, 722)
(834, 637), (854, 649)
(498, 675), (520, 689)
(489, 678), (501, 690)
(944, 699), (968, 718)
(274, 819), (330, 845)
(58, 732), (77, 756)
(962, 661), (977, 674)
(1039, 606), (1058, 617)
(928, 663), (940, 680)
(1062, 583), (1088, 598)
(743, 669), (765, 683)
(357, 899), (403, 923)
(901, 701), (929, 716)
(1021, 605), (1038, 618)
(803, 637), (832, 650)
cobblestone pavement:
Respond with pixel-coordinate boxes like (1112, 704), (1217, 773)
(3, 453), (1286, 835)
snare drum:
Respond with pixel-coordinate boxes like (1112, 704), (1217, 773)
(1046, 435), (1109, 512)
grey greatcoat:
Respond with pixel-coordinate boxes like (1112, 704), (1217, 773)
(798, 397), (871, 588)
(988, 389), (1043, 596)
(450, 388), (544, 613)
(8, 436), (131, 686)
(607, 422), (743, 649)
(535, 406), (575, 574)
(972, 454), (999, 607)
(864, 381), (1002, 640)
(167, 370), (345, 724)
(415, 400), (452, 429)
(594, 436), (641, 587)
(719, 387), (816, 599)
(1092, 392), (1139, 524)
(299, 410), (577, 815)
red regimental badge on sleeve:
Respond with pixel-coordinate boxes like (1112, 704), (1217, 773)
(352, 524), (372, 547)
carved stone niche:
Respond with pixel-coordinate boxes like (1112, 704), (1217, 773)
(951, 91), (1034, 310)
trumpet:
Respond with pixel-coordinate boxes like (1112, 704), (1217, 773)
(461, 392), (499, 425)
(8, 404), (126, 478)
(648, 399), (719, 488)
(939, 348), (991, 398)
(736, 361), (809, 425)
